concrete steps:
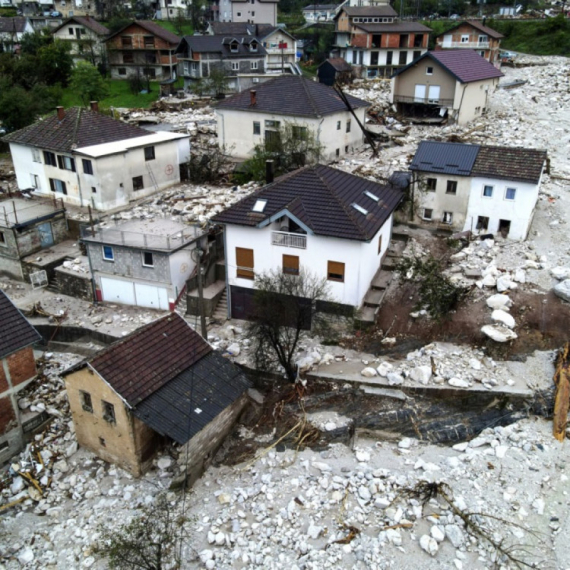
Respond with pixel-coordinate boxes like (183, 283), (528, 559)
(212, 289), (228, 322)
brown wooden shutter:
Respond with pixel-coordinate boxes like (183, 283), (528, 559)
(327, 261), (345, 282)
(282, 255), (299, 275)
(236, 247), (254, 279)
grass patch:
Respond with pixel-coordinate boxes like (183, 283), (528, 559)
(154, 19), (194, 37)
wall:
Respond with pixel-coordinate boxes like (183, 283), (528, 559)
(52, 23), (105, 61)
(463, 176), (539, 240)
(168, 247), (196, 297)
(454, 78), (499, 125)
(392, 58), (457, 103)
(232, 1), (277, 26)
(54, 267), (94, 302)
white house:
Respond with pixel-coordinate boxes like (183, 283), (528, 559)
(2, 104), (190, 212)
(212, 164), (403, 318)
(303, 4), (340, 22)
(51, 16), (110, 64)
(0, 17), (33, 53)
(408, 141), (547, 240)
(215, 75), (370, 161)
(231, 0), (278, 26)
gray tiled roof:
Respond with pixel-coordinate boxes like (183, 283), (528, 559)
(354, 22), (432, 33)
(338, 5), (398, 17)
(178, 34), (267, 57)
(0, 17), (28, 34)
(53, 15), (109, 35)
(0, 290), (41, 359)
(215, 75), (369, 117)
(212, 165), (403, 242)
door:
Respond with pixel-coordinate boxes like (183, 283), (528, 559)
(414, 84), (426, 102)
(428, 85), (440, 103)
(101, 277), (136, 306)
(134, 282), (169, 310)
(37, 222), (54, 248)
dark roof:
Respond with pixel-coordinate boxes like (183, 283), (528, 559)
(105, 20), (180, 45)
(436, 20), (504, 40)
(393, 50), (503, 83)
(410, 141), (547, 184)
(212, 165), (403, 242)
(177, 34), (267, 57)
(354, 22), (431, 33)
(53, 15), (109, 35)
(215, 75), (369, 117)
(87, 314), (211, 407)
(303, 4), (339, 10)
(336, 5), (398, 17)
(133, 351), (251, 444)
(0, 17), (28, 34)
(209, 21), (256, 35)
(0, 290), (41, 359)
(319, 57), (352, 72)
(2, 107), (149, 153)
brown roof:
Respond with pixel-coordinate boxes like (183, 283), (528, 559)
(472, 146), (547, 184)
(0, 290), (41, 359)
(53, 15), (109, 35)
(354, 22), (431, 33)
(212, 164), (403, 242)
(0, 17), (29, 34)
(105, 20), (181, 45)
(86, 314), (212, 407)
(436, 20), (504, 40)
(2, 107), (149, 153)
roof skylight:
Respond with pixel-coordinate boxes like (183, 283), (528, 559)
(364, 190), (379, 202)
(252, 199), (267, 213)
(351, 203), (368, 215)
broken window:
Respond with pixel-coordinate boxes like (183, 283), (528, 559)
(283, 254), (299, 276)
(236, 247), (254, 279)
(103, 245), (114, 261)
(426, 178), (436, 191)
(82, 159), (93, 175)
(30, 174), (40, 189)
(442, 211), (453, 224)
(102, 401), (116, 424)
(422, 208), (433, 220)
(327, 261), (345, 283)
(49, 178), (67, 194)
(505, 188), (516, 200)
(446, 180), (457, 195)
(132, 175), (144, 191)
(123, 52), (134, 64)
(142, 251), (154, 267)
(483, 185), (493, 197)
(476, 216), (489, 230)
(80, 391), (93, 412)
(499, 219), (511, 236)
(413, 34), (423, 48)
(144, 146), (155, 161)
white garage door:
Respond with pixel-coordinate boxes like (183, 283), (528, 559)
(134, 282), (169, 310)
(101, 277), (135, 306)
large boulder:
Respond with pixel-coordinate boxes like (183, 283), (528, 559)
(551, 267), (570, 281)
(481, 325), (518, 342)
(491, 309), (515, 329)
(553, 280), (570, 302)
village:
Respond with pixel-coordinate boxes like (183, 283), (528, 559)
(0, 0), (569, 568)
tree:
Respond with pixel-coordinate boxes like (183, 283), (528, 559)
(247, 268), (342, 382)
(186, 144), (234, 183)
(70, 62), (109, 106)
(37, 40), (73, 87)
(204, 68), (229, 97)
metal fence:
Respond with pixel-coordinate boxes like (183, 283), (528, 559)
(271, 231), (307, 249)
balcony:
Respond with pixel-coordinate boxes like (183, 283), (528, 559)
(272, 231), (307, 249)
(443, 41), (490, 49)
(393, 94), (454, 107)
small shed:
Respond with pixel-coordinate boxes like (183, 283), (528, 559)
(317, 57), (353, 86)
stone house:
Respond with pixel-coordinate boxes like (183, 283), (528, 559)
(51, 16), (109, 65)
(434, 20), (503, 68)
(408, 141), (547, 240)
(62, 313), (251, 478)
(2, 104), (191, 211)
(390, 50), (504, 125)
(0, 290), (42, 465)
(0, 17), (34, 53)
(81, 217), (207, 311)
(215, 75), (370, 161)
(211, 164), (403, 319)
(104, 20), (180, 80)
(231, 0), (278, 26)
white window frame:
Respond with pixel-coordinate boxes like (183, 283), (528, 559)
(426, 66), (433, 75)
(483, 185), (493, 198)
(422, 208), (433, 220)
(250, 60), (258, 70)
(32, 148), (41, 162)
(505, 187), (517, 201)
(102, 245), (114, 261)
(461, 34), (470, 43)
(231, 61), (239, 71)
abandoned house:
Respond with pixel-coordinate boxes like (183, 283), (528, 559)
(211, 164), (403, 319)
(317, 57), (353, 86)
(434, 20), (503, 68)
(390, 49), (504, 125)
(62, 313), (251, 478)
(231, 0), (279, 26)
(51, 16), (110, 65)
(2, 104), (191, 211)
(0, 290), (42, 466)
(0, 17), (34, 53)
(408, 141), (548, 239)
(81, 217), (208, 311)
(215, 75), (370, 160)
(333, 5), (431, 78)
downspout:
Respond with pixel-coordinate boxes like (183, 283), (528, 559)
(317, 117), (324, 157)
(222, 224), (231, 319)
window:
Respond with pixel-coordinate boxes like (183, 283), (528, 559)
(144, 146), (155, 161)
(32, 148), (41, 162)
(144, 35), (154, 47)
(236, 11), (241, 16)
(145, 53), (157, 64)
(99, 437), (106, 447)
(102, 245), (114, 261)
(91, 187), (96, 193)
(345, 145), (349, 153)
(378, 234), (383, 254)
(398, 51), (407, 65)
(253, 121), (261, 135)
(337, 121), (341, 130)
(327, 261), (345, 283)
(102, 401), (116, 424)
(249, 41), (257, 52)
(265, 120), (280, 128)
(144, 68), (156, 78)
(386, 51), (393, 65)
(478, 35), (488, 44)
(118, 67), (126, 76)
(442, 211), (453, 224)
(250, 60), (258, 70)
(505, 188), (516, 200)
(399, 34), (408, 48)
(422, 208), (433, 220)
(236, 247), (254, 279)
(336, 148), (340, 157)
(426, 66), (433, 75)
(425, 178), (436, 191)
(292, 126), (307, 138)
(123, 53), (134, 64)
(43, 151), (57, 167)
(132, 175), (144, 191)
(49, 178), (67, 194)
(476, 216), (489, 230)
(142, 251), (154, 267)
(121, 36), (132, 47)
(252, 199), (267, 212)
(413, 50), (421, 60)
(69, 27), (74, 35)
(80, 391), (93, 412)
(56, 155), (76, 172)
(283, 254), (299, 276)
(30, 174), (40, 189)
(0, 231), (5, 245)
(461, 34), (470, 43)
(446, 180), (457, 195)
(230, 42), (239, 53)
(82, 159), (93, 175)
(483, 185), (493, 197)
(346, 119), (351, 133)
(231, 61), (239, 71)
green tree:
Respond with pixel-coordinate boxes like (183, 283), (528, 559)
(19, 30), (52, 56)
(37, 40), (73, 87)
(0, 79), (47, 132)
(204, 67), (229, 96)
(70, 61), (109, 106)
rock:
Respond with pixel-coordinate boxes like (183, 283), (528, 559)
(387, 372), (403, 386)
(65, 441), (78, 457)
(355, 450), (370, 462)
(217, 493), (231, 505)
(358, 486), (372, 502)
(10, 476), (25, 495)
(420, 534), (439, 556)
(491, 309), (516, 329)
(385, 528), (402, 546)
(482, 274), (497, 288)
(524, 260), (540, 269)
(532, 498), (545, 515)
(431, 525), (445, 543)
(398, 437), (412, 449)
(17, 547), (34, 565)
(157, 457), (172, 470)
(514, 268), (526, 283)
(448, 378), (469, 388)
(53, 459), (69, 473)
(481, 325), (518, 342)
(486, 294), (512, 311)
(551, 267), (570, 280)
(410, 365), (432, 385)
(361, 367), (377, 378)
(496, 275), (513, 292)
(199, 549), (214, 563)
(469, 358), (481, 370)
(307, 523), (323, 539)
(376, 362), (393, 377)
(445, 524), (465, 547)
(214, 532), (225, 546)
(553, 280), (570, 302)
(226, 343), (240, 356)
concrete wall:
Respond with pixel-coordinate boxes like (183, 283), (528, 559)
(392, 58), (457, 103)
(232, 1), (277, 26)
(52, 24), (106, 61)
(454, 78), (498, 125)
(54, 267), (94, 302)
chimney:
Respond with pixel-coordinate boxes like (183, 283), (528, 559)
(90, 101), (99, 112)
(56, 106), (65, 120)
(266, 160), (274, 184)
(250, 89), (257, 106)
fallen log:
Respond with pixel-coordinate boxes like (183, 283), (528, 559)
(553, 342), (570, 442)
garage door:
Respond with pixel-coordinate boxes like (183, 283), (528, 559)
(134, 282), (169, 310)
(101, 277), (135, 306)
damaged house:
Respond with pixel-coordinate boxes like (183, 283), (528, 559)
(63, 313), (251, 479)
(408, 141), (548, 240)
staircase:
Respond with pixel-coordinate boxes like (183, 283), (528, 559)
(212, 288), (228, 322)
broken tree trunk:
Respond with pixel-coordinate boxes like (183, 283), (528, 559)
(553, 342), (570, 442)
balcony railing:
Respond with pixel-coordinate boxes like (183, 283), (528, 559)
(443, 41), (490, 49)
(272, 231), (307, 249)
(393, 94), (454, 107)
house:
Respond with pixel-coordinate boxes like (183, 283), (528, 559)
(62, 313), (251, 478)
(2, 103), (191, 211)
(104, 20), (180, 80)
(215, 75), (370, 160)
(81, 217), (208, 311)
(0, 17), (34, 53)
(317, 57), (353, 86)
(210, 0), (233, 22)
(231, 0), (278, 26)
(51, 16), (110, 65)
(408, 141), (547, 239)
(434, 20), (503, 68)
(153, 0), (187, 20)
(303, 4), (340, 22)
(0, 197), (69, 280)
(333, 5), (431, 78)
(391, 50), (504, 125)
(211, 164), (403, 318)
(0, 289), (42, 465)
(50, 0), (98, 18)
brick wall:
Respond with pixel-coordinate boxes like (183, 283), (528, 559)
(0, 395), (17, 435)
(7, 347), (36, 387)
(0, 361), (7, 393)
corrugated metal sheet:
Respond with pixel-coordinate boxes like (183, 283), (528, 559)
(409, 141), (480, 176)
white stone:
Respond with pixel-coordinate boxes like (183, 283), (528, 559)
(445, 524), (465, 547)
(486, 294), (512, 311)
(312, 461), (332, 472)
(495, 446), (508, 458)
(419, 534), (439, 556)
(554, 280), (570, 302)
(431, 525), (445, 543)
(491, 309), (516, 329)
(376, 362), (393, 377)
(448, 377), (469, 388)
(307, 523), (323, 539)
(358, 486), (372, 501)
(361, 367), (377, 378)
(217, 493), (231, 505)
(496, 275), (513, 293)
(10, 476), (25, 495)
(453, 441), (468, 452)
(481, 325), (518, 342)
(551, 267), (570, 280)
(482, 274), (497, 288)
(214, 532), (225, 546)
(53, 459), (69, 473)
(17, 548), (34, 565)
(514, 268), (526, 283)
(226, 343), (241, 356)
(385, 528), (402, 546)
(532, 498), (545, 515)
(410, 365), (432, 385)
(387, 372), (403, 386)
(355, 450), (370, 462)
(157, 457), (172, 470)
(199, 549), (214, 563)
(398, 437), (412, 449)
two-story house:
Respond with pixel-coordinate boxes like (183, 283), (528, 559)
(391, 50), (503, 125)
(212, 164), (403, 318)
(104, 20), (180, 80)
(215, 75), (370, 160)
(334, 5), (431, 78)
(408, 141), (547, 240)
(52, 16), (109, 65)
(154, 0), (188, 20)
(231, 0), (278, 26)
(434, 20), (503, 68)
(2, 103), (191, 211)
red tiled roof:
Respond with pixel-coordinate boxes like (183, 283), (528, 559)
(472, 145), (546, 183)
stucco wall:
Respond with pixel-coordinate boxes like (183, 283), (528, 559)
(392, 59), (457, 103)
(232, 2), (277, 25)
(454, 78), (498, 125)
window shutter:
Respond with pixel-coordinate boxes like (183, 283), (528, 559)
(327, 261), (345, 282)
(283, 255), (299, 275)
(236, 247), (254, 279)
(57, 155), (64, 169)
